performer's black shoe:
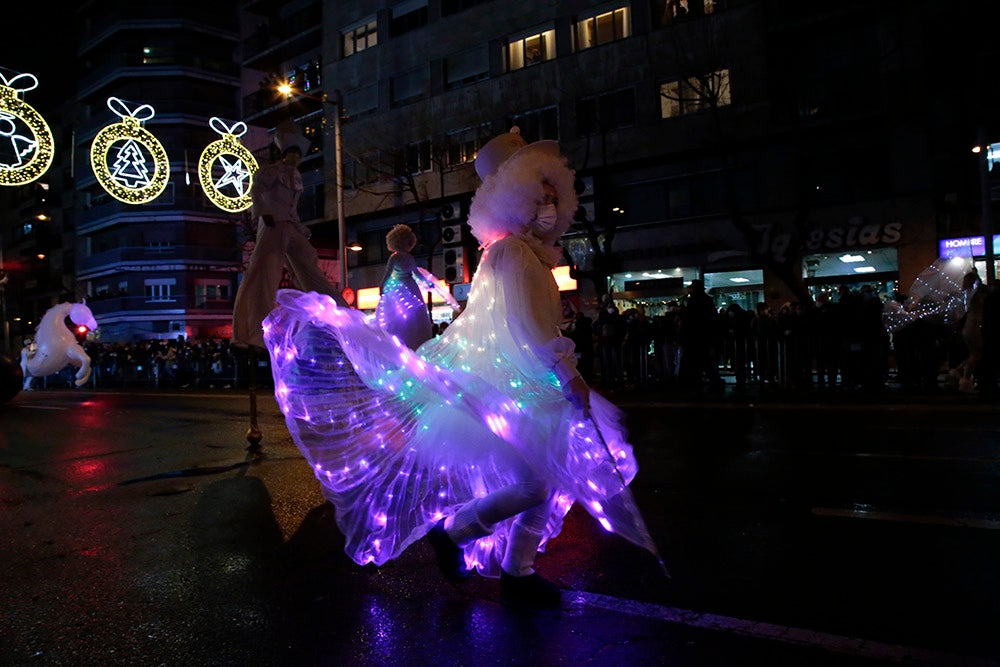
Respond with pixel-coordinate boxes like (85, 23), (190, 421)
(427, 520), (470, 583)
(500, 571), (562, 609)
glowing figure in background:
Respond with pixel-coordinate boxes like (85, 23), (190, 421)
(882, 256), (974, 333)
(376, 224), (460, 350)
(264, 128), (661, 609)
(20, 302), (98, 390)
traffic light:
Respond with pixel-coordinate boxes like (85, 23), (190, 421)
(444, 246), (466, 284)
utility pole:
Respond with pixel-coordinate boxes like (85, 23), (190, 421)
(978, 127), (996, 285)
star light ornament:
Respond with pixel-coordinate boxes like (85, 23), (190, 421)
(90, 97), (170, 204)
(199, 117), (258, 212)
(0, 71), (54, 186)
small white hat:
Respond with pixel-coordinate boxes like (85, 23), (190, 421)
(274, 120), (311, 155)
(475, 126), (560, 180)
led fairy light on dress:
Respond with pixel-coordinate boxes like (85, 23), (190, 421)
(0, 71), (54, 186)
(90, 97), (170, 204)
(199, 117), (258, 212)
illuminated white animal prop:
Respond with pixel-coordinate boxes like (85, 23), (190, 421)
(20, 302), (98, 390)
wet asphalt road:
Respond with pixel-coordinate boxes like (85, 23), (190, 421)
(1, 386), (999, 666)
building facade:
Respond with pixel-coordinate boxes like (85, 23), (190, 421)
(72, 1), (245, 342)
(246, 0), (998, 318)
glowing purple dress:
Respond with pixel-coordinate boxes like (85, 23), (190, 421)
(375, 252), (433, 350)
(264, 233), (659, 576)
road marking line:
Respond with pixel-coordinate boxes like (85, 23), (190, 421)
(812, 506), (1000, 530)
(769, 449), (1000, 464)
(573, 591), (998, 666)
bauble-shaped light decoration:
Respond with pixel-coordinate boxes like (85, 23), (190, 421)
(0, 71), (54, 186)
(199, 117), (258, 212)
(90, 97), (170, 204)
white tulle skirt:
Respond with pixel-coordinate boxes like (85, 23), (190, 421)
(264, 288), (659, 577)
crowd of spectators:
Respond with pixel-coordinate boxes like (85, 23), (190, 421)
(22, 337), (267, 390)
(20, 282), (998, 396)
(564, 283), (999, 396)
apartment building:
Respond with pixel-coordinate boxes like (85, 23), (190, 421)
(239, 0), (995, 317)
(72, 1), (245, 341)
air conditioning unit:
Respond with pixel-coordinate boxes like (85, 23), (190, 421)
(441, 222), (463, 245)
(444, 246), (466, 284)
(573, 201), (596, 223)
(440, 202), (457, 219)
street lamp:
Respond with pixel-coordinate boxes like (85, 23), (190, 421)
(276, 82), (349, 293)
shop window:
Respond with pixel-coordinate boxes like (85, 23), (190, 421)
(660, 68), (731, 118)
(573, 6), (631, 52)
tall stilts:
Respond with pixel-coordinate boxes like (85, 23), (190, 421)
(246, 346), (263, 452)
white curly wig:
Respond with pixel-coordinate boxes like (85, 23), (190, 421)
(468, 144), (578, 248)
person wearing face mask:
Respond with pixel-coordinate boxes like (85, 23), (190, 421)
(261, 127), (661, 610)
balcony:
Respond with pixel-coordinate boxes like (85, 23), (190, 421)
(77, 244), (240, 275)
(76, 195), (234, 232)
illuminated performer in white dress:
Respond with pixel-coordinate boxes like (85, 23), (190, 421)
(375, 224), (459, 350)
(263, 128), (661, 607)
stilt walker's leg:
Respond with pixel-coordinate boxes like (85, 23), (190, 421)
(246, 347), (262, 452)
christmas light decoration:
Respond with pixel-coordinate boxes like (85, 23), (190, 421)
(90, 97), (170, 204)
(199, 117), (258, 212)
(0, 71), (54, 186)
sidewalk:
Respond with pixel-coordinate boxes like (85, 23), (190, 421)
(602, 371), (1000, 408)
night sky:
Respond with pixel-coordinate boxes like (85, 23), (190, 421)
(0, 12), (76, 110)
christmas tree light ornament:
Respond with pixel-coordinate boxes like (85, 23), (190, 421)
(90, 97), (170, 204)
(0, 71), (54, 186)
(199, 117), (258, 212)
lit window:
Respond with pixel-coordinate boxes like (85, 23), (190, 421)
(445, 124), (491, 167)
(652, 0), (717, 28)
(144, 278), (176, 303)
(343, 17), (378, 57)
(573, 7), (630, 51)
(507, 28), (556, 71)
(402, 139), (432, 175)
(196, 280), (231, 306)
(660, 68), (731, 118)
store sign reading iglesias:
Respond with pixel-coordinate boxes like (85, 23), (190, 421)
(755, 219), (902, 263)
